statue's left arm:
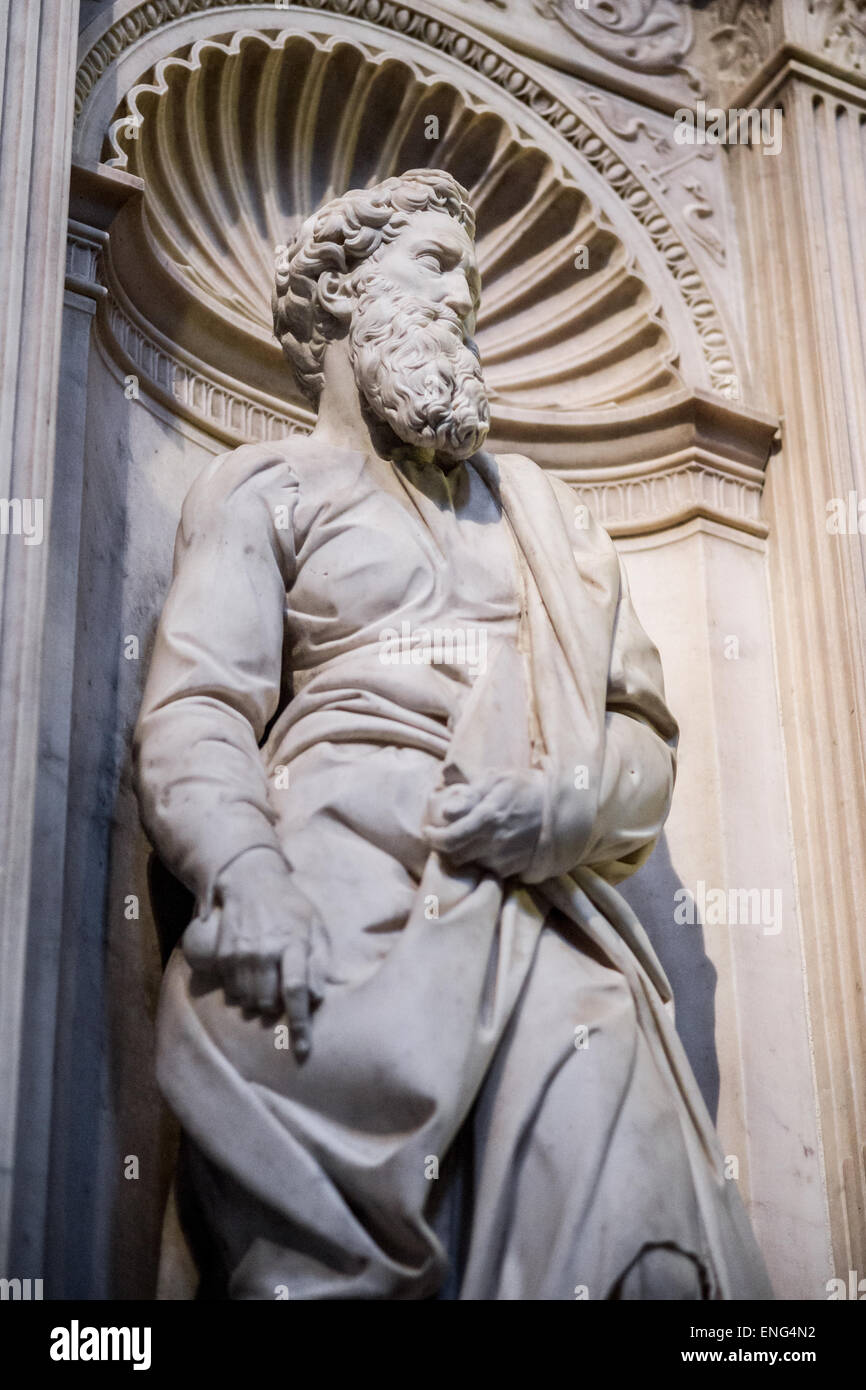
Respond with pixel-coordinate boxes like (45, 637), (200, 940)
(572, 553), (678, 883)
(426, 472), (678, 887)
(521, 507), (678, 886)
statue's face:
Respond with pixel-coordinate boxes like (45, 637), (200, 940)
(347, 209), (490, 464)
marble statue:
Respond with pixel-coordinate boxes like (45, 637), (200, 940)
(134, 169), (773, 1300)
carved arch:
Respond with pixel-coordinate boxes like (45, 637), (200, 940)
(74, 4), (745, 450)
(74, 0), (772, 526)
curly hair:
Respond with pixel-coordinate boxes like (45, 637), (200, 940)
(272, 169), (475, 405)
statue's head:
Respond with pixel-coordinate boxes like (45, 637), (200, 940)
(272, 169), (488, 462)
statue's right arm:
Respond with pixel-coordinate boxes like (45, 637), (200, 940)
(133, 444), (292, 903)
(133, 445), (321, 1049)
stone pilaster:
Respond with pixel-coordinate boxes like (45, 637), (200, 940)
(10, 162), (141, 1292)
(730, 50), (866, 1278)
(0, 0), (80, 1274)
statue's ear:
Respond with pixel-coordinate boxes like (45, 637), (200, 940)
(316, 270), (354, 327)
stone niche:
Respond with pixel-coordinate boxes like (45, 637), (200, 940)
(13, 0), (851, 1298)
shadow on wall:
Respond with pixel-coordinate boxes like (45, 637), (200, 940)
(44, 382), (175, 1302)
(619, 832), (720, 1123)
(42, 338), (209, 1300)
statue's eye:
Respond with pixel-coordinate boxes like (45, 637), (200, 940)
(418, 251), (441, 270)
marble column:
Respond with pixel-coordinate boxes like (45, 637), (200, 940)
(15, 162), (141, 1294)
(0, 0), (80, 1275)
(730, 49), (866, 1280)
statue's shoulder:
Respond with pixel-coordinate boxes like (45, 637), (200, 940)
(485, 448), (569, 498)
(184, 436), (306, 512)
(485, 449), (614, 557)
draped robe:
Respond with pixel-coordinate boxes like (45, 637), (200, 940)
(134, 438), (773, 1300)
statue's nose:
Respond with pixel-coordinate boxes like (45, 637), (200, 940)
(442, 274), (474, 322)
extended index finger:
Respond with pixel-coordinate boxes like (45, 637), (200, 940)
(280, 940), (311, 1063)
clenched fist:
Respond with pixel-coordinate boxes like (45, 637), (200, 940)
(424, 770), (545, 878)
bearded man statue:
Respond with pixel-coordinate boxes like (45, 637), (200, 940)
(134, 169), (773, 1301)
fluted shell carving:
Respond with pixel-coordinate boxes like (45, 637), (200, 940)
(103, 28), (680, 427)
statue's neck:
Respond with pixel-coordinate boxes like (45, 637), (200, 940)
(308, 340), (387, 457)
(309, 338), (439, 469)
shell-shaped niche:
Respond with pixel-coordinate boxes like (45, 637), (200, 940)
(102, 27), (681, 444)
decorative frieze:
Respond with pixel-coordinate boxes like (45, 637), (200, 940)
(577, 86), (727, 266)
(535, 0), (700, 91)
(809, 0), (866, 74)
(98, 283), (313, 447)
(572, 457), (766, 540)
(708, 0), (775, 87)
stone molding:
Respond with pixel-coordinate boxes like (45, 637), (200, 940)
(97, 266), (313, 446)
(66, 220), (108, 302)
(730, 44), (866, 111)
(569, 451), (768, 541)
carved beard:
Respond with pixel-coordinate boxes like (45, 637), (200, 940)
(347, 271), (490, 463)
